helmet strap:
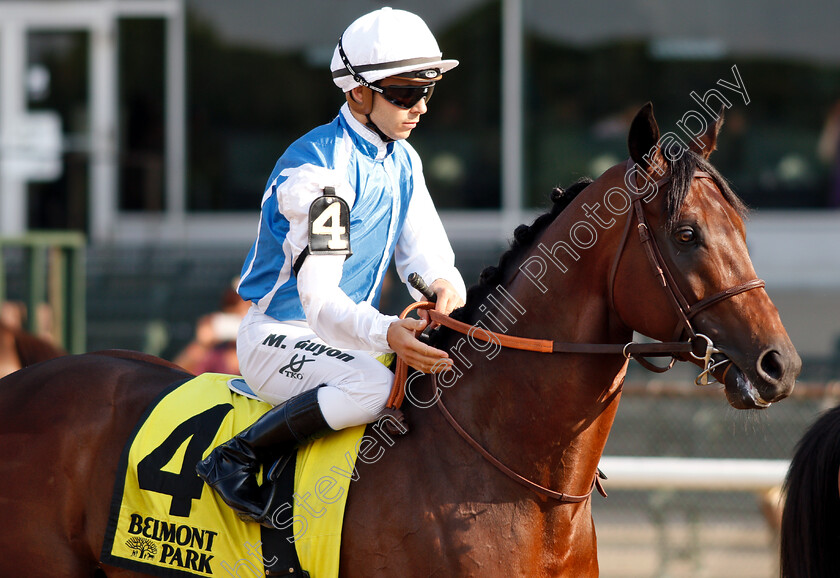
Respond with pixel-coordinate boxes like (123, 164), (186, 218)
(338, 35), (385, 97)
(338, 34), (394, 143)
(365, 113), (394, 143)
(346, 88), (394, 142)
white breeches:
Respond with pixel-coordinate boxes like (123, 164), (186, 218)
(237, 308), (393, 431)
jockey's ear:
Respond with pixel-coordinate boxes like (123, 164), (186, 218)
(628, 102), (666, 177)
(346, 86), (374, 116)
(687, 107), (725, 159)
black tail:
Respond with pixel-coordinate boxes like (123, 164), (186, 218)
(781, 403), (840, 577)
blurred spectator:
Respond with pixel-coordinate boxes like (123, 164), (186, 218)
(0, 301), (67, 379)
(173, 280), (251, 375)
(1, 300), (62, 345)
(818, 99), (840, 208)
(0, 302), (27, 332)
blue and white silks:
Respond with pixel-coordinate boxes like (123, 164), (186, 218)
(238, 104), (465, 353)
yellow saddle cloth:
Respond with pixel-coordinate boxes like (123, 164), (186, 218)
(101, 373), (365, 577)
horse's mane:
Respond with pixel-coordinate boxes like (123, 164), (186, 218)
(780, 404), (840, 577)
(449, 151), (748, 324)
(447, 177), (592, 325)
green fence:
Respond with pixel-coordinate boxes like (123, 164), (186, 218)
(0, 231), (86, 354)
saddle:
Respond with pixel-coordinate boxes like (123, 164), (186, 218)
(101, 373), (367, 578)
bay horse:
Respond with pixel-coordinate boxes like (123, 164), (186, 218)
(780, 404), (840, 578)
(0, 103), (800, 577)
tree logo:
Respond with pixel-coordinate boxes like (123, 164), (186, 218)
(125, 536), (158, 560)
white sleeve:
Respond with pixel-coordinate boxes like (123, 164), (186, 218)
(297, 254), (399, 352)
(275, 161), (395, 352)
(274, 161), (358, 269)
(394, 148), (467, 302)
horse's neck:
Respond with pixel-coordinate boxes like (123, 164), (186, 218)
(435, 196), (632, 500)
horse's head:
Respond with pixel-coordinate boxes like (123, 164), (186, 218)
(610, 103), (800, 409)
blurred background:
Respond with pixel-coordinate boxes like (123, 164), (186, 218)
(1, 1), (839, 576)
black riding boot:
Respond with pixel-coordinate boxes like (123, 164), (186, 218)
(195, 386), (333, 524)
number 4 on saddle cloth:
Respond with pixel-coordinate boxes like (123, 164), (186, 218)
(101, 371), (385, 578)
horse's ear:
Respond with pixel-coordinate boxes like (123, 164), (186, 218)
(689, 106), (725, 159)
(628, 102), (663, 174)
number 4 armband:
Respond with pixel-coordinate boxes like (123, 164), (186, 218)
(293, 186), (352, 276)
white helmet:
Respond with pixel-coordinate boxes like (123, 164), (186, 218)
(331, 7), (459, 93)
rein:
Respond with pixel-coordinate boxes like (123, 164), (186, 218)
(386, 301), (607, 503)
(434, 375), (608, 502)
(385, 158), (766, 503)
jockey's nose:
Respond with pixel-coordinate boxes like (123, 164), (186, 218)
(411, 96), (428, 115)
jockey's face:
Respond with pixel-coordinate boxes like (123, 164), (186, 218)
(353, 77), (432, 141)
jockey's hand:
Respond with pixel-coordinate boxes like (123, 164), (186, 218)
(387, 318), (453, 373)
(418, 278), (465, 323)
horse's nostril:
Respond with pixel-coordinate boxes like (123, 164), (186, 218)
(758, 349), (784, 382)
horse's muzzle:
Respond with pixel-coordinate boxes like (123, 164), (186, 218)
(715, 344), (800, 409)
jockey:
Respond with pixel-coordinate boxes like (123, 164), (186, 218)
(197, 7), (467, 524)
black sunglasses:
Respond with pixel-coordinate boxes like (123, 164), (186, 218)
(371, 82), (435, 110)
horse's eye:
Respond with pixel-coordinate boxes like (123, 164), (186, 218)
(675, 227), (696, 244)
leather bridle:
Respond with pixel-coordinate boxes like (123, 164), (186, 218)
(386, 158), (767, 503)
(610, 158), (765, 377)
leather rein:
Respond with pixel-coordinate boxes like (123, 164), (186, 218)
(385, 158), (765, 503)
